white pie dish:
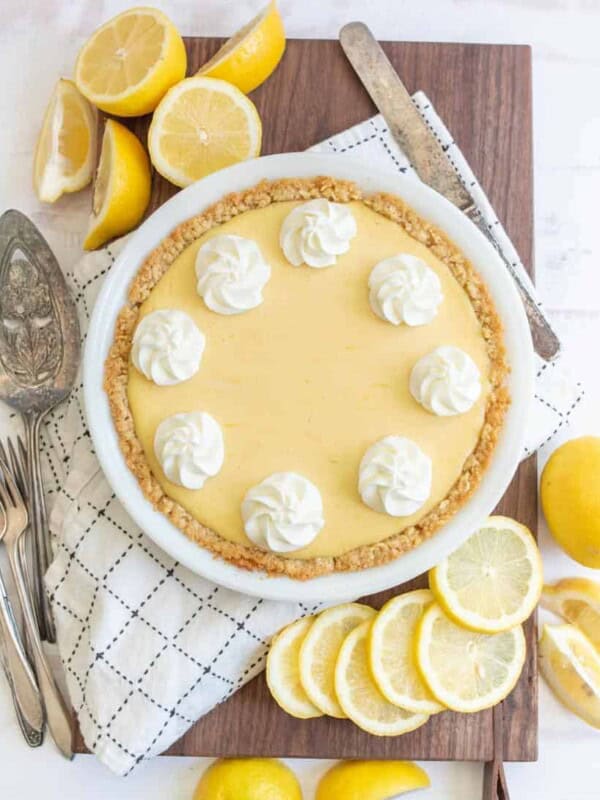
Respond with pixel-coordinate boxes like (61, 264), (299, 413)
(84, 152), (534, 602)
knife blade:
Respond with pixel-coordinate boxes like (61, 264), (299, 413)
(339, 21), (561, 362)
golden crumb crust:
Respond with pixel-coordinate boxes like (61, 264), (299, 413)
(104, 176), (509, 579)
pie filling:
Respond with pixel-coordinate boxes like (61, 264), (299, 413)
(125, 198), (494, 560)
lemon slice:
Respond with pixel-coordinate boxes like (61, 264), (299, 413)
(83, 119), (151, 251)
(299, 602), (375, 717)
(148, 76), (262, 188)
(33, 79), (97, 203)
(539, 623), (600, 729)
(266, 617), (323, 719)
(415, 603), (526, 713)
(429, 516), (543, 633)
(316, 760), (430, 800)
(335, 621), (429, 736)
(542, 578), (600, 651)
(75, 7), (187, 116)
(197, 1), (286, 94)
(369, 590), (445, 714)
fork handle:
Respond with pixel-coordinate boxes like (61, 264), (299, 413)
(6, 533), (73, 759)
(23, 411), (56, 643)
(0, 575), (45, 736)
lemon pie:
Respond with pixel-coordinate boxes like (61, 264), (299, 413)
(105, 177), (509, 578)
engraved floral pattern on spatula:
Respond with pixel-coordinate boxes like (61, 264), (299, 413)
(0, 244), (63, 387)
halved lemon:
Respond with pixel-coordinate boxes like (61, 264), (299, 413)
(335, 621), (429, 736)
(194, 758), (302, 800)
(316, 760), (430, 800)
(33, 79), (97, 203)
(429, 516), (543, 633)
(539, 623), (600, 729)
(369, 590), (445, 715)
(541, 577), (600, 651)
(299, 602), (375, 718)
(75, 7), (187, 116)
(197, 1), (286, 94)
(83, 119), (151, 251)
(415, 603), (526, 713)
(148, 76), (262, 188)
(266, 617), (323, 719)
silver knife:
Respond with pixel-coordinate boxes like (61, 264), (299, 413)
(339, 21), (560, 362)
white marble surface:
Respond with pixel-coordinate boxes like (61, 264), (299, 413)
(1, 0), (599, 797)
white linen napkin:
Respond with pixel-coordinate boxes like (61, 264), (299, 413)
(37, 92), (583, 775)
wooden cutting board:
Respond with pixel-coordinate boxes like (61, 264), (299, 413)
(75, 37), (537, 762)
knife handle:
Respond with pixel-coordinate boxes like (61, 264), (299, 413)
(466, 207), (561, 361)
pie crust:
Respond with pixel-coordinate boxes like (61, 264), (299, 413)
(105, 177), (509, 579)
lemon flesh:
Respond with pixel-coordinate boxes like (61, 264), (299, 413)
(539, 623), (600, 729)
(148, 76), (262, 188)
(542, 577), (600, 651)
(75, 7), (187, 116)
(429, 515), (543, 633)
(299, 603), (375, 717)
(84, 119), (151, 251)
(415, 603), (526, 713)
(541, 436), (600, 568)
(369, 590), (445, 714)
(316, 760), (430, 800)
(198, 0), (286, 94)
(34, 79), (97, 203)
(266, 617), (323, 719)
(194, 758), (302, 800)
(335, 621), (429, 736)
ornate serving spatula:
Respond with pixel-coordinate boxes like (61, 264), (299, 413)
(0, 210), (80, 642)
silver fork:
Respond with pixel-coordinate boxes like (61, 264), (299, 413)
(0, 456), (74, 758)
(0, 498), (44, 744)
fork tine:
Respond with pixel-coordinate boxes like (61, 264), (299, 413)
(0, 441), (8, 465)
(0, 458), (13, 510)
(0, 455), (21, 508)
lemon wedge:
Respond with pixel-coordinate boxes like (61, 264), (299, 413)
(198, 1), (285, 94)
(33, 79), (97, 203)
(335, 621), (429, 736)
(266, 617), (323, 719)
(429, 516), (543, 633)
(415, 603), (526, 713)
(194, 758), (302, 800)
(299, 602), (375, 718)
(316, 760), (430, 800)
(148, 76), (262, 188)
(369, 590), (445, 715)
(539, 623), (600, 729)
(75, 7), (187, 116)
(83, 119), (151, 251)
(542, 578), (600, 651)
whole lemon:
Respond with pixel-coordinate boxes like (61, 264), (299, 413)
(541, 436), (600, 568)
(193, 758), (302, 800)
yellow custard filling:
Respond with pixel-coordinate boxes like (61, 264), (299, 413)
(127, 200), (490, 559)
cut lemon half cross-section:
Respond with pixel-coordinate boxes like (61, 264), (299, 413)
(335, 621), (429, 736)
(197, 0), (286, 94)
(34, 79), (97, 203)
(148, 76), (262, 187)
(299, 602), (375, 717)
(539, 623), (600, 729)
(83, 119), (151, 251)
(541, 577), (600, 651)
(75, 7), (187, 116)
(266, 617), (323, 719)
(416, 602), (526, 713)
(369, 590), (445, 714)
(316, 760), (430, 800)
(430, 516), (543, 633)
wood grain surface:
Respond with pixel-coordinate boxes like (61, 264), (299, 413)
(77, 37), (537, 762)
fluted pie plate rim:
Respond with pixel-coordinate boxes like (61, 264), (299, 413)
(84, 152), (533, 602)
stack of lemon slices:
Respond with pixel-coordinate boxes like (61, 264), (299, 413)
(267, 516), (543, 735)
(33, 3), (285, 249)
